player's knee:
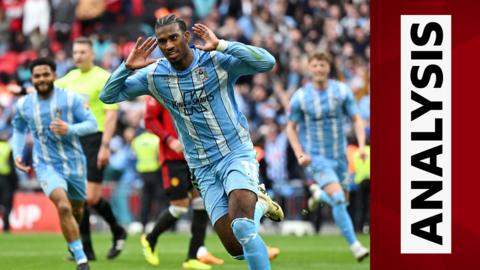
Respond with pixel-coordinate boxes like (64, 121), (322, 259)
(191, 197), (205, 210)
(231, 218), (257, 244)
(330, 191), (346, 205)
(57, 202), (73, 217)
(228, 189), (257, 218)
(168, 205), (188, 218)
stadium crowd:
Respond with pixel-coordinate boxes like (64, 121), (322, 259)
(0, 0), (370, 234)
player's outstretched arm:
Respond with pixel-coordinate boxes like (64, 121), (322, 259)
(100, 37), (157, 104)
(193, 23), (275, 73)
(11, 102), (30, 173)
(67, 95), (99, 137)
(193, 23), (275, 74)
(286, 120), (311, 167)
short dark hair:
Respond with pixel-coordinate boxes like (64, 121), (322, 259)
(73, 36), (93, 47)
(155, 14), (187, 32)
(30, 57), (56, 72)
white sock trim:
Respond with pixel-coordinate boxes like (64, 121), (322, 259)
(191, 197), (205, 210)
(196, 246), (208, 257)
(168, 205), (188, 218)
(350, 241), (361, 250)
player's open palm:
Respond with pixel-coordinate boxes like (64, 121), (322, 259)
(125, 37), (158, 70)
(193, 23), (219, 51)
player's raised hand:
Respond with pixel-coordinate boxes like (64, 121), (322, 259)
(125, 37), (158, 70)
(192, 23), (219, 51)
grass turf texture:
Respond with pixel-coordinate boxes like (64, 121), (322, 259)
(0, 233), (370, 270)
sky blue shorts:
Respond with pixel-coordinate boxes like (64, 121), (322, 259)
(191, 146), (259, 225)
(35, 164), (87, 201)
(306, 155), (348, 189)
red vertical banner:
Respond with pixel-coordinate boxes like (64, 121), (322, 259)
(1, 192), (61, 233)
(372, 0), (480, 269)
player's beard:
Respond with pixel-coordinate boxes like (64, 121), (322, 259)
(35, 81), (54, 98)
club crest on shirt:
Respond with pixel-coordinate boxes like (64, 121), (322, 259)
(194, 68), (208, 82)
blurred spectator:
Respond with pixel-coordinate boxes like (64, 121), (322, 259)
(51, 0), (76, 44)
(0, 7), (10, 54)
(54, 49), (74, 77)
(3, 0), (24, 33)
(0, 130), (18, 233)
(263, 122), (291, 200)
(108, 127), (138, 225)
(22, 0), (50, 51)
(131, 130), (165, 230)
(92, 32), (114, 63)
(348, 142), (370, 234)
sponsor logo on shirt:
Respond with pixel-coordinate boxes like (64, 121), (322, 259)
(172, 88), (214, 116)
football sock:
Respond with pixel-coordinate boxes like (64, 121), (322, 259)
(147, 206), (187, 249)
(93, 198), (121, 234)
(68, 239), (87, 264)
(79, 206), (94, 254)
(188, 210), (208, 259)
(316, 189), (334, 205)
(231, 218), (270, 270)
(331, 191), (357, 245)
(254, 202), (267, 230)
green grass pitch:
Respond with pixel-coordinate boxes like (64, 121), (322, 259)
(0, 233), (370, 270)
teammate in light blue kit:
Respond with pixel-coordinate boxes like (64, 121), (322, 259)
(286, 52), (369, 262)
(100, 14), (283, 270)
(12, 58), (97, 270)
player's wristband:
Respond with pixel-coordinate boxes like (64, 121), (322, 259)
(216, 39), (228, 52)
(101, 141), (110, 148)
